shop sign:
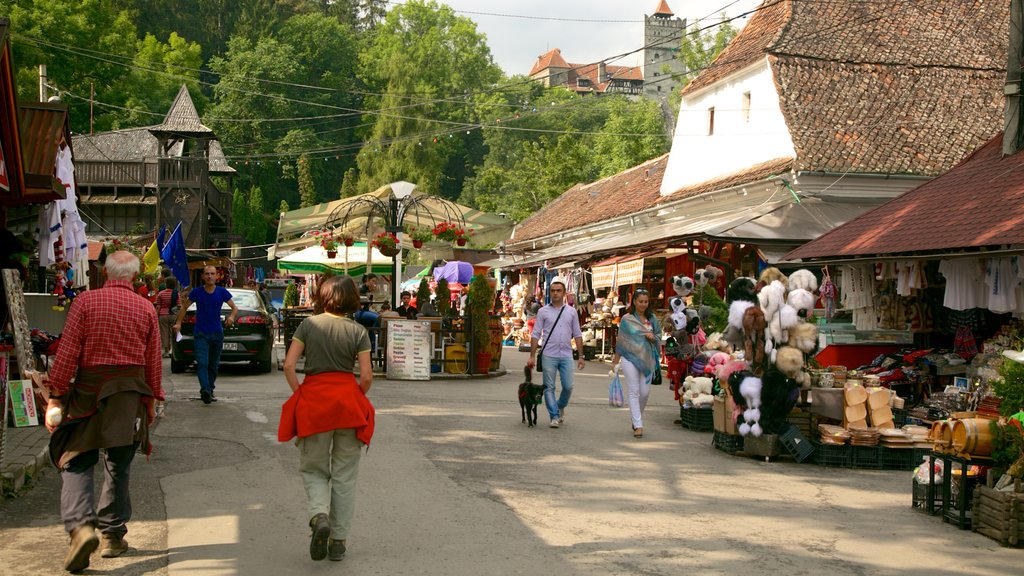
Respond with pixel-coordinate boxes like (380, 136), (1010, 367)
(6, 378), (39, 427)
(386, 320), (432, 381)
(0, 140), (9, 191)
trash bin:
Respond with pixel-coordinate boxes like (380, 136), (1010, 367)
(445, 344), (468, 374)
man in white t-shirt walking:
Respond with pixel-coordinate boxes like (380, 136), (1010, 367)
(526, 280), (584, 428)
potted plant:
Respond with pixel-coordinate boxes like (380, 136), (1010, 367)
(371, 232), (401, 257)
(405, 224), (433, 249)
(435, 278), (451, 318)
(468, 273), (495, 374)
(432, 221), (465, 243)
(283, 282), (299, 308)
(342, 234), (355, 247)
(314, 230), (340, 257)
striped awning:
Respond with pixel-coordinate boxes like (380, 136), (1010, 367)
(616, 258), (645, 285)
(591, 264), (616, 289)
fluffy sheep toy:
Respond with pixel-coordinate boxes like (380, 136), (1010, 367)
(774, 345), (810, 388)
(787, 288), (815, 319)
(787, 322), (819, 355)
(682, 375), (716, 408)
(788, 269), (818, 293)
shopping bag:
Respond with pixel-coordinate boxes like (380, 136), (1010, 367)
(609, 371), (624, 407)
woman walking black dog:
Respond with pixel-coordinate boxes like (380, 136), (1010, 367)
(278, 275), (375, 562)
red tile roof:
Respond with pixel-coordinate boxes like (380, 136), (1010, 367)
(511, 155), (796, 246)
(683, 0), (1008, 177)
(682, 0), (790, 95)
(653, 0), (674, 17)
(529, 49), (570, 76)
(784, 134), (1024, 260)
(511, 154), (668, 244)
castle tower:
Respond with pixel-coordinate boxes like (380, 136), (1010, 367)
(643, 0), (687, 101)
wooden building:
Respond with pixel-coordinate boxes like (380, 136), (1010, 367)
(73, 85), (235, 248)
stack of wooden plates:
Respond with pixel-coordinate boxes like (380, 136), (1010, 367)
(879, 428), (914, 448)
(849, 426), (880, 446)
(818, 424), (851, 445)
(902, 425), (932, 448)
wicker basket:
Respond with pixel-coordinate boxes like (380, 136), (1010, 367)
(680, 406), (714, 432)
(713, 431), (743, 455)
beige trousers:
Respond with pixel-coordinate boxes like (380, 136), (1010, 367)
(297, 428), (363, 539)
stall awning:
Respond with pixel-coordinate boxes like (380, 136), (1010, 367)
(617, 258), (644, 285)
(591, 264), (616, 289)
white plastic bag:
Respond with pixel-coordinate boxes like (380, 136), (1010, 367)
(609, 370), (624, 407)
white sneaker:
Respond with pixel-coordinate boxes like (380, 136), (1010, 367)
(559, 407), (566, 424)
(549, 419), (560, 428)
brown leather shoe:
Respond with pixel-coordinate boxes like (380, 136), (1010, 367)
(100, 533), (129, 558)
(64, 524), (99, 573)
(328, 539), (346, 561)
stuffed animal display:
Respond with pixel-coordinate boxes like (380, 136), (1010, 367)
(681, 375), (715, 408)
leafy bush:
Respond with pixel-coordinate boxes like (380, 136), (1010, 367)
(284, 283), (299, 308)
(435, 279), (451, 318)
(994, 359), (1024, 417)
(468, 274), (494, 351)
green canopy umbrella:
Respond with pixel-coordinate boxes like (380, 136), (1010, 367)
(275, 243), (392, 276)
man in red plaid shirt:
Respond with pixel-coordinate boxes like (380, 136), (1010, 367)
(44, 250), (163, 572)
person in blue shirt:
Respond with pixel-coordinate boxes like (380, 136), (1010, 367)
(173, 266), (238, 404)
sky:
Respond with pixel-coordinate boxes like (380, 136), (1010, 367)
(431, 0), (763, 75)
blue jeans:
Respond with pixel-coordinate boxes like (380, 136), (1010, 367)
(354, 310), (380, 351)
(541, 354), (574, 421)
(194, 332), (224, 394)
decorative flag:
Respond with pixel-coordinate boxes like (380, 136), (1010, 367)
(160, 222), (190, 289)
(142, 239), (161, 275)
(156, 224), (168, 251)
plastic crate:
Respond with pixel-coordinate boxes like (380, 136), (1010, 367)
(680, 406), (714, 432)
(911, 447), (932, 469)
(880, 447), (915, 470)
(912, 479), (943, 512)
(813, 441), (850, 467)
(779, 425), (816, 463)
(892, 408), (908, 427)
(713, 431), (743, 455)
(851, 445), (883, 469)
(743, 433), (781, 460)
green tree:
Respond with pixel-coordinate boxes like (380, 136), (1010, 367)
(298, 155), (317, 207)
(232, 189), (251, 240)
(340, 167), (359, 198)
(353, 0), (501, 199)
(246, 186), (269, 244)
(592, 98), (667, 178)
(123, 32), (205, 126)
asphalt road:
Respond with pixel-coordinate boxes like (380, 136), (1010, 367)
(0, 349), (1018, 576)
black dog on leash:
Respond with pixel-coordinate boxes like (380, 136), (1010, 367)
(519, 366), (545, 427)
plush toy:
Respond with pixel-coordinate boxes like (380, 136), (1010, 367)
(683, 375), (715, 395)
(758, 367), (801, 435)
(788, 269), (818, 293)
(787, 322), (819, 355)
(704, 351), (731, 377)
(758, 267), (788, 291)
(727, 277), (757, 304)
(694, 265), (724, 288)
(742, 305), (767, 371)
(671, 275), (695, 298)
(704, 331), (733, 353)
(725, 300), (754, 352)
(757, 280), (786, 357)
(787, 288), (816, 319)
(775, 346), (810, 388)
(716, 356), (749, 383)
(736, 373), (764, 437)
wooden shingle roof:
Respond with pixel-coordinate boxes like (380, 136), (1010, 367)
(784, 134), (1024, 259)
(150, 84), (212, 136)
(512, 155), (668, 244)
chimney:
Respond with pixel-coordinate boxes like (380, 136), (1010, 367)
(598, 61), (607, 82)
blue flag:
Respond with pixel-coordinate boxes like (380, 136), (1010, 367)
(160, 222), (190, 289)
(155, 225), (168, 252)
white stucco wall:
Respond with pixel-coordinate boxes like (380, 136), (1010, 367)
(660, 59), (797, 196)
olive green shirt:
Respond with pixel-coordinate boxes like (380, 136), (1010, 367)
(292, 313), (372, 375)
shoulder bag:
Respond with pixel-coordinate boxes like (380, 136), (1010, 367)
(536, 305), (567, 373)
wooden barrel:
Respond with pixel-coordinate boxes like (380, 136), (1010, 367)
(930, 421), (954, 453)
(951, 418), (995, 456)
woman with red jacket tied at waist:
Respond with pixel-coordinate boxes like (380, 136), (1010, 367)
(279, 275), (375, 562)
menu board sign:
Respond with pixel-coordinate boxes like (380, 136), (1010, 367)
(386, 320), (432, 381)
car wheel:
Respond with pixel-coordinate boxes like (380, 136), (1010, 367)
(171, 359), (188, 373)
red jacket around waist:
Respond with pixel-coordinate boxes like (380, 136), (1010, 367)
(277, 372), (374, 446)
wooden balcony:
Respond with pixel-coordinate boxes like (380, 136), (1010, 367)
(159, 157), (207, 186)
(76, 161), (157, 187)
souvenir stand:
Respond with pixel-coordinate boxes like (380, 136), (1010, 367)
(778, 133), (1024, 542)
